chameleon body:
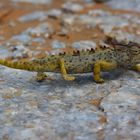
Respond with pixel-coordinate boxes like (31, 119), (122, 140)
(0, 36), (139, 83)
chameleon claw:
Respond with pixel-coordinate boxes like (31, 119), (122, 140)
(59, 58), (75, 81)
(36, 76), (46, 82)
(63, 75), (75, 81)
(36, 72), (47, 82)
(47, 76), (54, 81)
(94, 78), (104, 83)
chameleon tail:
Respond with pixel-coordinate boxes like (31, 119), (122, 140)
(0, 59), (38, 71)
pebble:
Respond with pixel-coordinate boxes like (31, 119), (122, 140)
(11, 34), (32, 43)
(25, 23), (54, 37)
(51, 40), (66, 49)
(72, 40), (96, 50)
(107, 0), (140, 12)
(57, 28), (69, 37)
(106, 30), (140, 44)
(78, 14), (128, 33)
(12, 0), (51, 4)
(94, 0), (111, 2)
(47, 9), (62, 19)
(0, 47), (11, 59)
(9, 44), (31, 59)
(18, 11), (48, 22)
(62, 2), (84, 12)
(61, 14), (77, 25)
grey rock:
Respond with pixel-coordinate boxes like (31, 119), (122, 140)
(25, 23), (54, 37)
(47, 9), (62, 19)
(62, 2), (84, 12)
(51, 40), (66, 49)
(72, 40), (96, 50)
(100, 75), (140, 139)
(94, 0), (111, 2)
(18, 11), (48, 22)
(11, 44), (27, 52)
(107, 0), (140, 12)
(78, 14), (128, 33)
(49, 49), (64, 55)
(61, 14), (77, 25)
(11, 34), (32, 43)
(0, 47), (11, 59)
(12, 49), (31, 59)
(8, 21), (16, 27)
(12, 0), (51, 4)
(0, 0), (140, 139)
(57, 28), (69, 37)
(82, 0), (94, 4)
(106, 30), (140, 44)
(0, 67), (139, 140)
(88, 9), (111, 16)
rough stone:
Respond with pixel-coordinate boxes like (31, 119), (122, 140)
(12, 0), (51, 4)
(72, 40), (97, 50)
(107, 0), (140, 12)
(62, 2), (84, 12)
(18, 11), (48, 22)
(51, 40), (66, 49)
(0, 0), (140, 139)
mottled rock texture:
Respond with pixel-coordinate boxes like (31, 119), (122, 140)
(0, 0), (140, 140)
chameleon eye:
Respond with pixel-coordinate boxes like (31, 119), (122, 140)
(130, 46), (139, 54)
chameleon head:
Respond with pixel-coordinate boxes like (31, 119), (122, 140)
(114, 42), (140, 67)
(105, 35), (140, 67)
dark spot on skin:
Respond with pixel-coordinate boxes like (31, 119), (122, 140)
(51, 55), (55, 58)
(69, 60), (72, 63)
(91, 48), (95, 52)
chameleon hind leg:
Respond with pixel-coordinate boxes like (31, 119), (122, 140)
(93, 60), (117, 83)
(132, 64), (140, 72)
(59, 58), (75, 81)
(36, 72), (48, 82)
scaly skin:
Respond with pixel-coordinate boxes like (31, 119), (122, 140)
(0, 36), (139, 83)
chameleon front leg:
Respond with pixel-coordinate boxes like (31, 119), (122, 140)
(36, 72), (48, 82)
(93, 60), (117, 83)
(132, 64), (140, 72)
(59, 58), (75, 81)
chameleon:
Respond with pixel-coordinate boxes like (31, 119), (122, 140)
(0, 36), (139, 83)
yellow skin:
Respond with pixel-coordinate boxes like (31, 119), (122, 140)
(0, 37), (139, 83)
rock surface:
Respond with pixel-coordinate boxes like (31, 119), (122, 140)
(0, 0), (140, 140)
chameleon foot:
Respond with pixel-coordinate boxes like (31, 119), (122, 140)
(36, 72), (47, 82)
(63, 75), (75, 81)
(94, 78), (104, 83)
(93, 60), (117, 84)
(59, 58), (75, 81)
